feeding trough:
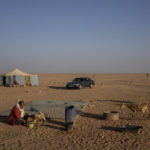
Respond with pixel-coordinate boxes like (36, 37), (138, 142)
(103, 111), (119, 120)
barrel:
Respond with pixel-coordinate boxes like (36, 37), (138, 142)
(103, 111), (119, 120)
(65, 106), (76, 132)
(65, 105), (76, 123)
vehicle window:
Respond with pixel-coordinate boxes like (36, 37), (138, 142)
(83, 78), (89, 81)
(79, 78), (83, 81)
(74, 78), (80, 82)
(87, 78), (91, 81)
(83, 78), (87, 81)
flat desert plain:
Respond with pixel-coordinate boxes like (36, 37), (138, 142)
(0, 74), (150, 150)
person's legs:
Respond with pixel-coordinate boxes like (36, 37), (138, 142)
(15, 118), (24, 125)
(23, 115), (29, 121)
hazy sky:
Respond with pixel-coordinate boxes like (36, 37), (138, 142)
(0, 0), (150, 73)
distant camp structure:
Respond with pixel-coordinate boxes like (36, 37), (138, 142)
(0, 68), (39, 87)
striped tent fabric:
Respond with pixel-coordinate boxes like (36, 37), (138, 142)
(0, 76), (3, 85)
(30, 75), (39, 86)
(3, 68), (39, 87)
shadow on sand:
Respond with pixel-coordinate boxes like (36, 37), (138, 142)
(43, 124), (66, 131)
(0, 116), (8, 124)
(48, 86), (80, 90)
(0, 116), (67, 131)
(80, 112), (104, 120)
(96, 99), (132, 104)
(100, 125), (143, 133)
(47, 119), (66, 126)
(48, 86), (67, 90)
(45, 119), (66, 131)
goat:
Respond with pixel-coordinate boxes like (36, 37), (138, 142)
(32, 112), (46, 124)
(121, 103), (148, 117)
(27, 112), (46, 126)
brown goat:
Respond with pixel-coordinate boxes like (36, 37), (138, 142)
(121, 103), (148, 117)
(32, 112), (46, 124)
(27, 112), (46, 126)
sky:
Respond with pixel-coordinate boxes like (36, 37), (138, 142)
(0, 0), (150, 73)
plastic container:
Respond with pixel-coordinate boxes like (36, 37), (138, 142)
(103, 111), (119, 120)
(65, 105), (76, 131)
(65, 105), (76, 123)
(28, 123), (34, 128)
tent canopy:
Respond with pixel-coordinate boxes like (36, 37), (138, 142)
(5, 68), (31, 76)
(0, 100), (89, 120)
(4, 68), (39, 86)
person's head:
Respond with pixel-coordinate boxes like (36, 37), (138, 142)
(19, 101), (24, 109)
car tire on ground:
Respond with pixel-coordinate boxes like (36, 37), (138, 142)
(89, 84), (94, 88)
(66, 86), (70, 89)
(78, 85), (82, 89)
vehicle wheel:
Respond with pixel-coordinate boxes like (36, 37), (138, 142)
(66, 86), (70, 89)
(78, 85), (82, 89)
(89, 84), (94, 88)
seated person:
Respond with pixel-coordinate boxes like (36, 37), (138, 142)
(14, 80), (19, 86)
(8, 100), (28, 125)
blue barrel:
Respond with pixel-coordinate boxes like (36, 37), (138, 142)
(65, 105), (76, 123)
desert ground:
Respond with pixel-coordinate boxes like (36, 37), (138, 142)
(0, 74), (150, 150)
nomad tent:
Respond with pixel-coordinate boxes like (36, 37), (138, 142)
(0, 75), (3, 85)
(4, 68), (39, 87)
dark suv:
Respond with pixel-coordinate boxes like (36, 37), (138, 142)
(66, 77), (95, 89)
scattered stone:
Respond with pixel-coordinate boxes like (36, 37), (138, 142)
(36, 90), (42, 94)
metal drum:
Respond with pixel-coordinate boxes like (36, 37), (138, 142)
(103, 111), (119, 120)
(65, 105), (76, 131)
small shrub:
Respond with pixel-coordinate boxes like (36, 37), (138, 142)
(146, 73), (149, 78)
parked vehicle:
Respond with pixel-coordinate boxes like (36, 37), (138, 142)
(66, 77), (95, 89)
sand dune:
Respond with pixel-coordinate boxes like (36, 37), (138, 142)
(0, 74), (150, 150)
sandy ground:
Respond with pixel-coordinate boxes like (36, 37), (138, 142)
(0, 74), (150, 150)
